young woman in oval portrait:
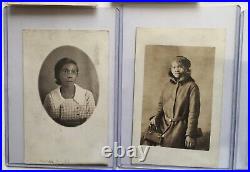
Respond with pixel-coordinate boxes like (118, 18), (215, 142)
(39, 46), (99, 127)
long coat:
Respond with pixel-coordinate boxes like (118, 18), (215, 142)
(153, 73), (200, 148)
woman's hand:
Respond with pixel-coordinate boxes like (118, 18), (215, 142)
(185, 136), (196, 149)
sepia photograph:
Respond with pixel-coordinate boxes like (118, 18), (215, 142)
(39, 45), (98, 127)
(140, 45), (215, 151)
(132, 28), (226, 167)
(23, 30), (110, 165)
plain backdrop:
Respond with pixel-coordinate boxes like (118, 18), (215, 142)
(141, 45), (215, 150)
(38, 45), (99, 105)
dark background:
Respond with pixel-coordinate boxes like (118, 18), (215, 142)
(38, 45), (99, 105)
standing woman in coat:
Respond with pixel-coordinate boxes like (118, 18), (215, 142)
(143, 56), (201, 149)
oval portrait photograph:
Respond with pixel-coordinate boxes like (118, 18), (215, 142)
(38, 45), (99, 127)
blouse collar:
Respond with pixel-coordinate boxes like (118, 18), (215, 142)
(53, 84), (86, 107)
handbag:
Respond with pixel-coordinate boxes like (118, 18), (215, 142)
(143, 125), (163, 145)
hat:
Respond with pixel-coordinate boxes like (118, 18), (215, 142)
(175, 56), (191, 69)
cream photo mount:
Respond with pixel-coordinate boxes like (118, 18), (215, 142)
(23, 29), (110, 165)
(132, 28), (226, 168)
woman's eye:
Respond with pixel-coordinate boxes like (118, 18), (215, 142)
(62, 69), (77, 74)
(72, 70), (77, 74)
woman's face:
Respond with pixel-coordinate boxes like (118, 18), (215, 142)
(59, 63), (78, 87)
(171, 61), (185, 79)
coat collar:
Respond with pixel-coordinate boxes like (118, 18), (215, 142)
(52, 84), (86, 108)
(168, 71), (194, 85)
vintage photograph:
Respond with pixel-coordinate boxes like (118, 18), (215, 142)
(140, 45), (215, 151)
(132, 28), (225, 167)
(39, 45), (98, 127)
(23, 30), (109, 165)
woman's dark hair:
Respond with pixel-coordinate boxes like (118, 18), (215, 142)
(54, 57), (79, 85)
(175, 56), (191, 70)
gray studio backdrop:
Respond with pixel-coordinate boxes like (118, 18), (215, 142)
(38, 45), (99, 105)
(141, 45), (215, 150)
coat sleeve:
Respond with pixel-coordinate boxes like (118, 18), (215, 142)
(156, 93), (164, 117)
(150, 89), (164, 125)
(186, 84), (200, 137)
